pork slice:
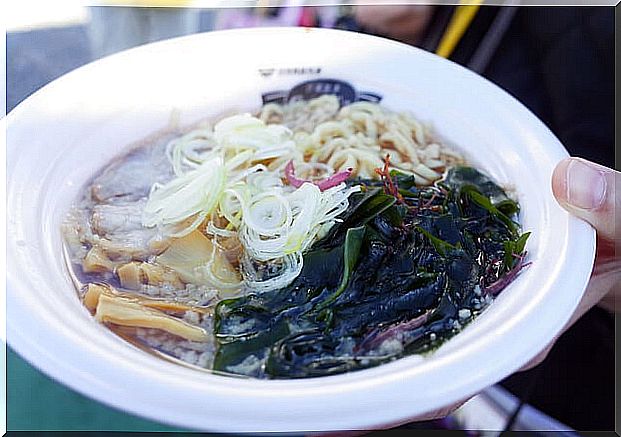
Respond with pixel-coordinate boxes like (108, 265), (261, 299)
(92, 201), (146, 235)
(91, 132), (176, 202)
(91, 199), (167, 259)
(62, 206), (93, 263)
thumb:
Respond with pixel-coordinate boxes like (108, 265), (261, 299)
(551, 157), (619, 242)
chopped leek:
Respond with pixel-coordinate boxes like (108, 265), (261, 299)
(142, 114), (359, 293)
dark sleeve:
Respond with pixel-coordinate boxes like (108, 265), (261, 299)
(519, 7), (614, 167)
(487, 8), (615, 431)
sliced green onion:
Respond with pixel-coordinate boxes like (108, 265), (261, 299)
(142, 156), (226, 235)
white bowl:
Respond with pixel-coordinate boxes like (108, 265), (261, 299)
(6, 28), (595, 432)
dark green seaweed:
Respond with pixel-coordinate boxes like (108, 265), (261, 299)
(213, 167), (530, 379)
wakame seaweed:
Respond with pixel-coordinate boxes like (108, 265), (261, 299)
(213, 166), (530, 379)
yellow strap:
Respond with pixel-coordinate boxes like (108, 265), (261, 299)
(435, 0), (483, 59)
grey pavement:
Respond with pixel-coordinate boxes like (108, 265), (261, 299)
(7, 25), (91, 113)
(6, 9), (217, 113)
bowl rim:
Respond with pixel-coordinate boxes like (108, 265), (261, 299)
(6, 27), (596, 432)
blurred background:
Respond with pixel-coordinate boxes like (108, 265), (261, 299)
(6, 2), (615, 433)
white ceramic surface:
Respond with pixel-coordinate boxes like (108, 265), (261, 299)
(6, 28), (595, 432)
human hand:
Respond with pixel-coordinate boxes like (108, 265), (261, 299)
(353, 5), (435, 45)
(522, 157), (619, 369)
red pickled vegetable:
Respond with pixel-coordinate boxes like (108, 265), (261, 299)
(484, 254), (532, 296)
(374, 154), (406, 205)
(285, 160), (353, 191)
(355, 310), (431, 354)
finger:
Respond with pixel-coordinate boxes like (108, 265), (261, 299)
(520, 341), (554, 371)
(407, 397), (470, 422)
(551, 157), (619, 242)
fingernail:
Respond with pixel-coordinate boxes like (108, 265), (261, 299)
(565, 159), (607, 210)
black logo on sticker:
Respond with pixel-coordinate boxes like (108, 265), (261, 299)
(258, 67), (322, 78)
(262, 79), (382, 107)
(258, 68), (276, 78)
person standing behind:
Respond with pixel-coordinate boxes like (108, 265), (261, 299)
(88, 2), (205, 59)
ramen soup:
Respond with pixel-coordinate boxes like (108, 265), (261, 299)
(63, 95), (530, 379)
